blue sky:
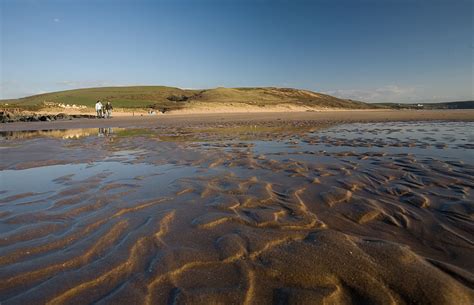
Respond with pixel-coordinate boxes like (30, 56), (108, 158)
(1, 0), (472, 102)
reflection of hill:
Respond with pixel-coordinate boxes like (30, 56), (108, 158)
(0, 128), (123, 140)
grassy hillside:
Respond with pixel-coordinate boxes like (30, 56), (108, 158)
(1, 86), (200, 110)
(1, 86), (375, 111)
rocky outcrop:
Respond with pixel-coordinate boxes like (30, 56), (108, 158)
(0, 111), (96, 123)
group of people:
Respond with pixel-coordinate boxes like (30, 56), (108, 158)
(95, 100), (113, 118)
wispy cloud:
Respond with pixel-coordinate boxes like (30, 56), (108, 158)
(323, 85), (419, 103)
(53, 18), (60, 23)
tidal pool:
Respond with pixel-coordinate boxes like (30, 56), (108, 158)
(0, 121), (473, 304)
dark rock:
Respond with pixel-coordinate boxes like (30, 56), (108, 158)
(56, 113), (71, 120)
(0, 111), (19, 123)
(71, 114), (95, 119)
(1, 111), (96, 123)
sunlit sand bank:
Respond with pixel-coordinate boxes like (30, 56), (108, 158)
(1, 109), (473, 132)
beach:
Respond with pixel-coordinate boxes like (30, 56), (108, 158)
(3, 0), (473, 302)
(0, 110), (473, 304)
(1, 109), (473, 131)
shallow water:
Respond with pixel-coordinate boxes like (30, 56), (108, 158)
(0, 121), (473, 304)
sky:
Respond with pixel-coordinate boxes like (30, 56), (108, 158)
(0, 0), (472, 103)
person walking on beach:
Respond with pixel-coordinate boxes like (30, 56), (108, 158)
(95, 100), (103, 118)
(105, 101), (113, 118)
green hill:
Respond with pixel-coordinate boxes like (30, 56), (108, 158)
(1, 86), (375, 111)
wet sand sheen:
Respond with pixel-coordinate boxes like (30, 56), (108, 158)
(0, 121), (473, 304)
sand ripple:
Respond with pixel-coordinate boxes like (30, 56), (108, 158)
(1, 121), (473, 304)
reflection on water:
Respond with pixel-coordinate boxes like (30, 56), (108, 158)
(252, 121), (474, 161)
(0, 128), (124, 140)
(0, 121), (473, 304)
(97, 127), (115, 137)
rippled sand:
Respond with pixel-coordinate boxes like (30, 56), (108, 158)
(1, 121), (473, 304)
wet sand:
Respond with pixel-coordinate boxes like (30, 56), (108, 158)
(1, 109), (473, 131)
(0, 120), (473, 304)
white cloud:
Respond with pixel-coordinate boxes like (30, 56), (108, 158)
(53, 18), (60, 23)
(323, 85), (419, 103)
